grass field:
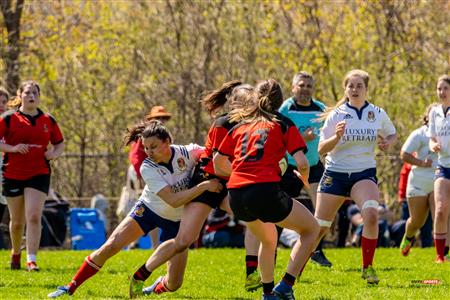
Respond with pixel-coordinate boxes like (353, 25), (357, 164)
(0, 247), (449, 299)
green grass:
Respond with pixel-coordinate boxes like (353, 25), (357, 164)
(0, 248), (449, 299)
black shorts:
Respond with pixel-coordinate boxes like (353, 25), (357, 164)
(229, 182), (293, 223)
(280, 165), (304, 198)
(309, 161), (325, 184)
(190, 166), (228, 209)
(3, 174), (51, 197)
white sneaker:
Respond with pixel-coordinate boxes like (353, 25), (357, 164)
(142, 276), (164, 295)
(48, 286), (69, 298)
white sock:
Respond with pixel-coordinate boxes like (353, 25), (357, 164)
(27, 254), (36, 263)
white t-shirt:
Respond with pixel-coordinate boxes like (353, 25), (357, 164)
(320, 101), (396, 172)
(139, 143), (204, 221)
(427, 104), (450, 167)
(402, 125), (437, 180)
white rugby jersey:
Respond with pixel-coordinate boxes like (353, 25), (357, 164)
(320, 101), (396, 172)
(402, 125), (438, 179)
(427, 105), (450, 167)
(139, 143), (204, 221)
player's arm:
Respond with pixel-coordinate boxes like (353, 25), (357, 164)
(213, 152), (232, 177)
(400, 131), (431, 167)
(157, 179), (223, 208)
(292, 150), (309, 188)
(429, 137), (441, 153)
(45, 142), (65, 160)
(400, 151), (432, 168)
(318, 120), (346, 155)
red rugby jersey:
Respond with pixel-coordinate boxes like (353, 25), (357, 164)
(217, 114), (307, 188)
(0, 109), (64, 180)
(200, 114), (235, 179)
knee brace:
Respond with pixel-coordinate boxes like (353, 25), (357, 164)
(362, 200), (379, 211)
(316, 218), (332, 228)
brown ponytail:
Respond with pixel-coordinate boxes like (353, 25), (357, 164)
(200, 80), (243, 116)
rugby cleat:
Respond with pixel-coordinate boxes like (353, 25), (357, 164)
(310, 250), (332, 267)
(10, 253), (21, 270)
(435, 256), (445, 264)
(245, 271), (262, 292)
(399, 235), (415, 257)
(129, 276), (144, 298)
(142, 276), (164, 295)
(273, 282), (295, 300)
(262, 293), (281, 300)
(361, 266), (379, 284)
(26, 261), (40, 272)
(47, 286), (70, 298)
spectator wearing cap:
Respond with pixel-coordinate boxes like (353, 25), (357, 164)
(127, 105), (172, 249)
(145, 105), (172, 122)
(129, 105), (172, 179)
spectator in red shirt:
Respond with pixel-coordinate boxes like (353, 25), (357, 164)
(0, 81), (64, 271)
(398, 162), (412, 220)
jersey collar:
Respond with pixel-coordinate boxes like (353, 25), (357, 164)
(345, 101), (369, 120)
(158, 146), (175, 173)
(17, 108), (44, 126)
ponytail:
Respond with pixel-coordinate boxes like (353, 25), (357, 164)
(200, 80), (243, 116)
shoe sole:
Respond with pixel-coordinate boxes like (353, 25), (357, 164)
(401, 244), (412, 257)
(310, 259), (332, 267)
(245, 283), (262, 292)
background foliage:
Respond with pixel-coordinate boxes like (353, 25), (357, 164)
(1, 0), (449, 202)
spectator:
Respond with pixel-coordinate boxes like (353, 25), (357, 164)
(201, 208), (244, 248)
(0, 81), (64, 271)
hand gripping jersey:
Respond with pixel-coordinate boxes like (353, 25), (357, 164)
(320, 101), (396, 173)
(139, 144), (204, 221)
(218, 114), (307, 189)
(427, 105), (450, 167)
(402, 125), (438, 180)
(0, 109), (64, 180)
(200, 114), (235, 179)
(279, 97), (326, 166)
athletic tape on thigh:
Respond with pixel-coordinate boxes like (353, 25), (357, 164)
(316, 218), (332, 228)
(362, 200), (379, 211)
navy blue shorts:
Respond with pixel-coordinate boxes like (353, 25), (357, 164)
(129, 200), (180, 243)
(309, 161), (325, 184)
(318, 168), (377, 197)
(3, 174), (51, 197)
(435, 165), (450, 180)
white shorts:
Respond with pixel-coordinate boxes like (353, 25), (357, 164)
(406, 172), (434, 198)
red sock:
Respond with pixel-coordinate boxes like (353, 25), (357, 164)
(361, 236), (377, 268)
(434, 233), (446, 258)
(154, 277), (172, 294)
(11, 253), (21, 264)
(68, 256), (102, 294)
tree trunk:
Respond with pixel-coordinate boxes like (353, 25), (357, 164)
(0, 0), (24, 94)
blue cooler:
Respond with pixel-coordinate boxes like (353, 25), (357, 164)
(70, 208), (106, 250)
